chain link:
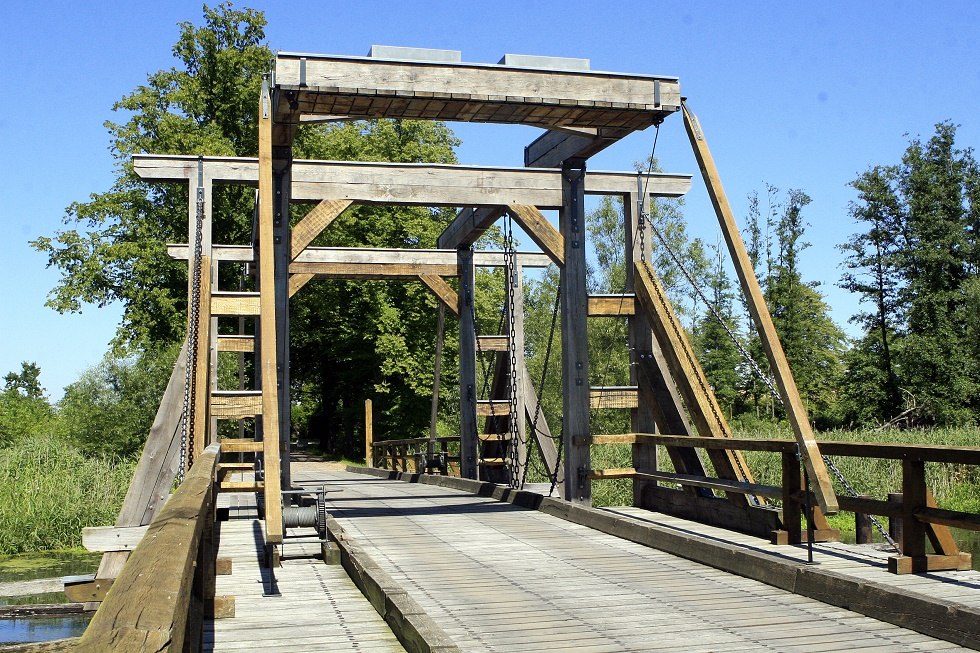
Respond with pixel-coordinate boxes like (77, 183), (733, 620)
(503, 214), (523, 488)
(180, 159), (206, 483)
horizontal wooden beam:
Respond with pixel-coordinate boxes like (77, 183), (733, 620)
(477, 335), (509, 352)
(211, 292), (260, 316)
(217, 439), (263, 452)
(217, 335), (254, 353)
(418, 274), (459, 317)
(82, 526), (149, 553)
(476, 400), (510, 417)
(273, 52), (679, 131)
(588, 294), (636, 316)
(168, 245), (554, 269)
(211, 391), (262, 419)
(135, 156), (690, 207)
(589, 387), (639, 409)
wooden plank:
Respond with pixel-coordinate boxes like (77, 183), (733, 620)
(438, 207), (504, 249)
(560, 162), (591, 504)
(588, 294), (636, 316)
(507, 204), (564, 266)
(290, 199), (352, 259)
(682, 101), (837, 516)
(428, 305), (446, 463)
(134, 155), (692, 199)
(211, 392), (262, 419)
(274, 54), (681, 123)
(218, 438), (263, 453)
(589, 386), (639, 409)
(170, 243), (554, 268)
(82, 526), (148, 553)
(76, 444), (219, 652)
(211, 292), (260, 316)
(476, 400), (510, 417)
(258, 80), (283, 545)
(418, 274), (460, 317)
(476, 335), (508, 351)
(291, 261), (459, 277)
(365, 399), (373, 468)
(217, 335), (254, 352)
(218, 481), (264, 492)
(64, 577), (113, 603)
(589, 468), (786, 501)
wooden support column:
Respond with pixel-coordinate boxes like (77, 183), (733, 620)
(682, 101), (837, 516)
(429, 304), (446, 463)
(365, 399), (373, 467)
(561, 159), (591, 503)
(273, 143), (292, 493)
(191, 255), (212, 462)
(258, 79), (283, 545)
(458, 248), (479, 479)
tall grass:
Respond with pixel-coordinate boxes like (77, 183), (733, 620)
(0, 433), (135, 554)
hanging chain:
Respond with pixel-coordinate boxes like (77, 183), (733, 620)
(180, 158), (206, 483)
(503, 214), (523, 488)
(527, 280), (562, 494)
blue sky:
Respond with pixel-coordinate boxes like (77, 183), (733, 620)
(1, 1), (978, 398)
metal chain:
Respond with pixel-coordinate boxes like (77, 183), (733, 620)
(527, 280), (563, 494)
(180, 158), (206, 483)
(503, 214), (523, 488)
(822, 453), (898, 550)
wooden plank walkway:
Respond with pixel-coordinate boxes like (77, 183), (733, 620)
(292, 464), (974, 652)
(206, 486), (405, 653)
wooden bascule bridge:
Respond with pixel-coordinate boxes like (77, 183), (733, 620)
(27, 47), (980, 652)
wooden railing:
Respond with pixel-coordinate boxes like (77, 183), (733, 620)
(74, 443), (221, 652)
(372, 437), (459, 474)
(588, 434), (980, 574)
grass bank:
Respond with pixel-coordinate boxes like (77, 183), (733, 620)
(0, 434), (135, 554)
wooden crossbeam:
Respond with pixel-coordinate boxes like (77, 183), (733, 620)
(476, 400), (510, 417)
(589, 387), (639, 409)
(419, 275), (459, 317)
(217, 335), (254, 352)
(134, 156), (692, 205)
(218, 439), (263, 453)
(211, 292), (260, 316)
(211, 391), (262, 419)
(682, 101), (837, 516)
(477, 335), (508, 351)
(507, 204), (564, 266)
(588, 294), (636, 316)
(288, 273), (314, 297)
(291, 199), (352, 259)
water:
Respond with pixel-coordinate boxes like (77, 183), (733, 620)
(0, 614), (91, 645)
(0, 551), (100, 644)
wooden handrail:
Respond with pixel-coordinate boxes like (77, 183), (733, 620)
(76, 443), (220, 652)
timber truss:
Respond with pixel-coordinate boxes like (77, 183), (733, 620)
(131, 47), (864, 566)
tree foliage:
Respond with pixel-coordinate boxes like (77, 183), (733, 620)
(840, 122), (980, 425)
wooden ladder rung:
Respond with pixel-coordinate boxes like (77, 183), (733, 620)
(217, 335), (255, 352)
(480, 458), (507, 466)
(211, 390), (263, 419)
(218, 480), (264, 492)
(218, 439), (264, 453)
(478, 433), (513, 442)
(476, 335), (509, 351)
(211, 291), (260, 316)
(476, 400), (511, 417)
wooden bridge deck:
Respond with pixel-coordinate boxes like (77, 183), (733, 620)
(284, 464), (975, 652)
(208, 491), (406, 652)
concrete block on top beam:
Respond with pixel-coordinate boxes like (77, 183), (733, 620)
(368, 45), (461, 63)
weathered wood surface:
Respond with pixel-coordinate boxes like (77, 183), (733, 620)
(82, 525), (148, 552)
(75, 444), (219, 652)
(683, 102), (838, 516)
(273, 52), (680, 132)
(296, 467), (975, 652)
(207, 485), (405, 652)
(134, 155), (691, 202)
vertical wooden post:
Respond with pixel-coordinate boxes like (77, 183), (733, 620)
(458, 247), (479, 479)
(429, 304), (446, 465)
(561, 159), (591, 504)
(365, 399), (374, 467)
(273, 145), (292, 493)
(682, 101), (838, 516)
(779, 450), (802, 545)
(258, 78), (283, 545)
(855, 501), (873, 545)
(888, 492), (904, 545)
(901, 459), (927, 559)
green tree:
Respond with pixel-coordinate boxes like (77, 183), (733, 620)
(0, 362), (54, 447)
(31, 5), (464, 457)
(58, 345), (179, 458)
(840, 122), (980, 424)
(694, 241), (741, 416)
